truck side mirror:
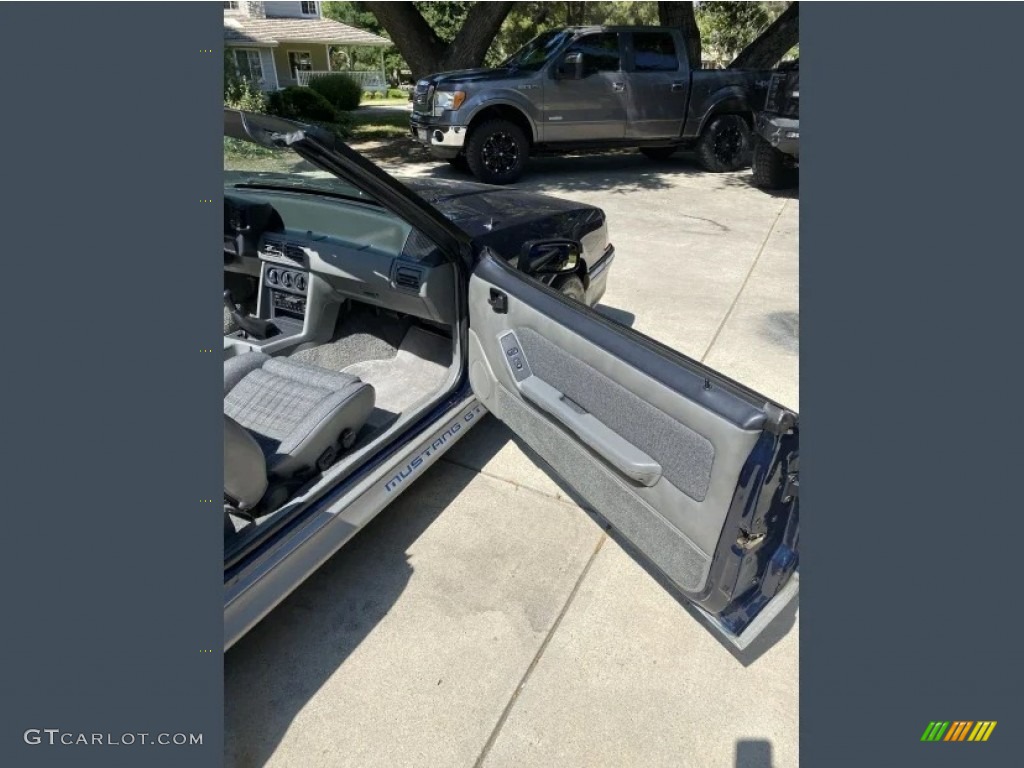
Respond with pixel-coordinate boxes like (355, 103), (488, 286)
(518, 239), (582, 275)
(556, 52), (584, 80)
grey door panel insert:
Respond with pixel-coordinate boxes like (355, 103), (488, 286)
(519, 376), (663, 487)
(467, 264), (764, 596)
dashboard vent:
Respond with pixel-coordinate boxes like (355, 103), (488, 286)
(262, 238), (284, 257)
(394, 265), (423, 292)
(283, 243), (306, 263)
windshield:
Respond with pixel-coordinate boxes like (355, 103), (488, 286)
(500, 29), (574, 71)
(224, 128), (370, 202)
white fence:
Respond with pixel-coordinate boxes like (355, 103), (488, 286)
(295, 69), (388, 95)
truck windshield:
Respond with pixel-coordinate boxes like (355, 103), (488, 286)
(500, 29), (574, 71)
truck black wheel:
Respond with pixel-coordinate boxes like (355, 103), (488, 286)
(466, 119), (528, 185)
(696, 114), (751, 172)
(552, 275), (586, 303)
(751, 137), (797, 190)
(639, 146), (677, 161)
(447, 155), (470, 173)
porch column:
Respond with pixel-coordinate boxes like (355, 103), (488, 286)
(325, 44), (331, 71)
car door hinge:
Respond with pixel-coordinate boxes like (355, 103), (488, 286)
(764, 403), (797, 435)
(488, 288), (508, 314)
(781, 472), (799, 503)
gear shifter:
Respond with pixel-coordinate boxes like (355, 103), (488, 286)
(224, 290), (280, 340)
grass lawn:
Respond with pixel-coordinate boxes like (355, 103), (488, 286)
(359, 96), (411, 107)
(348, 109), (410, 142)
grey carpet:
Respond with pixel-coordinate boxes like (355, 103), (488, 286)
(289, 307), (410, 371)
(344, 326), (452, 424)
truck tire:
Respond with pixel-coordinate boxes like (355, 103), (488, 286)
(640, 146), (677, 161)
(466, 119), (529, 185)
(447, 155), (470, 174)
(696, 114), (751, 172)
(751, 138), (797, 190)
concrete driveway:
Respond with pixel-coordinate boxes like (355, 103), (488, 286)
(225, 150), (799, 768)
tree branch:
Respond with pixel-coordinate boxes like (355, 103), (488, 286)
(362, 2), (446, 79)
(729, 2), (799, 69)
(444, 1), (515, 71)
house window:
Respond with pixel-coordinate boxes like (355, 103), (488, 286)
(231, 49), (264, 85)
(223, 1), (239, 9)
(300, 2), (318, 15)
(288, 51), (313, 80)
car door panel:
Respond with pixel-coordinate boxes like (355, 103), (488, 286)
(468, 251), (798, 643)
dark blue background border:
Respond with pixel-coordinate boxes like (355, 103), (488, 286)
(0, 3), (223, 766)
(803, 3), (1020, 765)
(0, 2), (1020, 766)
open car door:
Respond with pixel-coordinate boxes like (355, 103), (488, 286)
(468, 251), (799, 650)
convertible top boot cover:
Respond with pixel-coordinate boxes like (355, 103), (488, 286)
(224, 352), (376, 478)
(224, 416), (268, 510)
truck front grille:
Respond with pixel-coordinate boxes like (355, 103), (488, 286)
(413, 81), (434, 114)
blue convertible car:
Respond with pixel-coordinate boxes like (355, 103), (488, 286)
(222, 109), (799, 652)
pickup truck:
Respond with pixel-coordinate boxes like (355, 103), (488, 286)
(752, 59), (799, 189)
(410, 26), (773, 184)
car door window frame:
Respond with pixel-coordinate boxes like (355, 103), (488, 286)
(557, 31), (623, 78)
(624, 30), (686, 74)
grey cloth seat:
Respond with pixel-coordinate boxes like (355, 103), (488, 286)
(224, 352), (375, 480)
(224, 416), (268, 510)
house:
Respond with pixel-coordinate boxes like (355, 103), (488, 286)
(223, 1), (391, 94)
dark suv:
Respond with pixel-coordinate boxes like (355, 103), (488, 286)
(752, 60), (799, 190)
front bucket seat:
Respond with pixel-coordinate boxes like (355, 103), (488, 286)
(224, 352), (376, 486)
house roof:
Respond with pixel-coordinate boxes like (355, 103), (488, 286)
(224, 17), (391, 48)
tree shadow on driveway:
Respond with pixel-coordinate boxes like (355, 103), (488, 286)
(445, 413), (798, 670)
(224, 460), (476, 767)
(357, 141), (748, 195)
(225, 408), (796, 765)
(736, 738), (776, 767)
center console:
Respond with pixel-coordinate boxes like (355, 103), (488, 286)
(224, 259), (329, 360)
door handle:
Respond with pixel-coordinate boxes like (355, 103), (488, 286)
(611, 82), (625, 92)
(671, 81), (685, 92)
(488, 288), (508, 314)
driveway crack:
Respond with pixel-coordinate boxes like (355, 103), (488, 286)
(701, 199), (789, 362)
(472, 532), (608, 768)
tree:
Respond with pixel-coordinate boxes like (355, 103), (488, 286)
(658, 1), (700, 68)
(728, 1), (798, 69)
(362, 1), (515, 79)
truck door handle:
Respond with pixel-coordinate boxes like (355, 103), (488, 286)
(611, 82), (625, 92)
(671, 81), (685, 92)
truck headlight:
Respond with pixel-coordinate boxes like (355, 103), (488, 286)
(433, 90), (466, 115)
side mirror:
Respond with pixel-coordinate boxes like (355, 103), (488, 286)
(519, 239), (582, 275)
(556, 51), (584, 80)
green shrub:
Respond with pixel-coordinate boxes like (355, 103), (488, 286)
(223, 51), (268, 113)
(266, 86), (339, 122)
(225, 82), (267, 114)
(387, 88), (407, 100)
(308, 73), (363, 112)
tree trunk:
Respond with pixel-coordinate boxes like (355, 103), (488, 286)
(729, 2), (799, 69)
(444, 2), (517, 72)
(658, 1), (700, 69)
(364, 1), (514, 80)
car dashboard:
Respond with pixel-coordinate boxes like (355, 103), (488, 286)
(224, 188), (456, 328)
